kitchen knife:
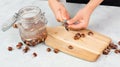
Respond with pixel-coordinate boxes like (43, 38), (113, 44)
(61, 19), (69, 31)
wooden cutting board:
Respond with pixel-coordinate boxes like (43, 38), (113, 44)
(45, 26), (111, 62)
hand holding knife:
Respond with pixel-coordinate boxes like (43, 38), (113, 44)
(57, 9), (79, 31)
(57, 9), (70, 31)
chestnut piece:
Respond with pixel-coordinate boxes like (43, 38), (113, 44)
(25, 46), (30, 50)
(74, 33), (81, 40)
(54, 49), (60, 53)
(118, 41), (120, 45)
(76, 33), (81, 37)
(81, 34), (85, 38)
(103, 48), (110, 55)
(23, 49), (27, 53)
(107, 46), (111, 50)
(18, 42), (23, 46)
(24, 40), (31, 46)
(31, 39), (37, 46)
(88, 31), (94, 36)
(13, 23), (18, 28)
(16, 42), (23, 49)
(109, 43), (118, 49)
(24, 39), (37, 46)
(68, 45), (73, 49)
(16, 45), (22, 49)
(23, 46), (30, 53)
(8, 46), (13, 51)
(33, 52), (37, 57)
(47, 48), (51, 52)
(23, 30), (47, 47)
(114, 49), (120, 54)
(74, 35), (80, 40)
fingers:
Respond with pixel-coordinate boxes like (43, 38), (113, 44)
(56, 8), (70, 22)
(67, 18), (77, 25)
(68, 20), (88, 30)
(61, 8), (70, 20)
(56, 9), (63, 22)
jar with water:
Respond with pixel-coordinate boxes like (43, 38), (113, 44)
(16, 6), (47, 46)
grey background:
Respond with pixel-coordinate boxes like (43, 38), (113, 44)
(0, 0), (120, 67)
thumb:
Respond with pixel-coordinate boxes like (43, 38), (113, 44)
(67, 19), (87, 30)
(67, 17), (77, 25)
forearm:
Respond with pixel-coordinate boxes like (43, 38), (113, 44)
(85, 0), (104, 13)
(48, 0), (60, 7)
(48, 0), (61, 11)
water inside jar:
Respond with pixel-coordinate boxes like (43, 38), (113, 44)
(19, 19), (47, 46)
(19, 13), (47, 46)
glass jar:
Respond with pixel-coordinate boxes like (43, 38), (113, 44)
(16, 6), (47, 46)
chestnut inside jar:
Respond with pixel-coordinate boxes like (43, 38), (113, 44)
(22, 28), (47, 46)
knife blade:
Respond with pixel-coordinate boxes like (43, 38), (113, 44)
(61, 19), (69, 31)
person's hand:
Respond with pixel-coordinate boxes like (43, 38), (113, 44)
(67, 8), (92, 30)
(67, 0), (103, 30)
(49, 1), (70, 22)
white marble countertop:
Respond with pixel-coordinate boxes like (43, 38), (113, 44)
(0, 0), (120, 67)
